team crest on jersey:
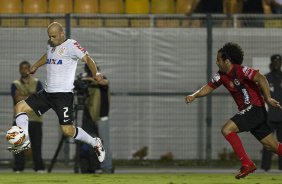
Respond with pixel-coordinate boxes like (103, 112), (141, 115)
(58, 47), (66, 56)
(233, 79), (240, 86)
(46, 59), (63, 64)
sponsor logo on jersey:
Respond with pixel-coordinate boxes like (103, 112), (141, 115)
(243, 66), (254, 78)
(237, 105), (252, 115)
(46, 59), (63, 64)
(74, 42), (87, 54)
(211, 73), (220, 83)
(242, 88), (250, 105)
(242, 66), (247, 71)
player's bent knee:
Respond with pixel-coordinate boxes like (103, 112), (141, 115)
(221, 127), (231, 136)
(261, 140), (277, 152)
(221, 121), (239, 136)
(260, 134), (279, 152)
(15, 100), (32, 114)
(221, 129), (226, 136)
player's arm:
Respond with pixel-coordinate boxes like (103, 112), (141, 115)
(185, 84), (214, 104)
(30, 54), (47, 74)
(96, 76), (109, 86)
(253, 72), (282, 109)
(83, 76), (109, 86)
(82, 54), (103, 81)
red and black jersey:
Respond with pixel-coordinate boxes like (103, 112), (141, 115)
(208, 64), (265, 111)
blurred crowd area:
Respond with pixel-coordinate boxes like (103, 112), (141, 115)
(0, 0), (280, 15)
(0, 0), (282, 28)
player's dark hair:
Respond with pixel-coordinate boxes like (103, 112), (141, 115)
(218, 42), (244, 65)
(19, 61), (31, 68)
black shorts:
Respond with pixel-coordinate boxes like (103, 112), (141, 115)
(25, 90), (74, 125)
(231, 105), (273, 141)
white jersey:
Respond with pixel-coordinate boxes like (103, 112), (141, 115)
(45, 39), (87, 92)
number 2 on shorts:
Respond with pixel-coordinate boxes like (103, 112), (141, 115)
(63, 107), (69, 118)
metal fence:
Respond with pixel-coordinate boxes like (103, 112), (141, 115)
(0, 14), (282, 164)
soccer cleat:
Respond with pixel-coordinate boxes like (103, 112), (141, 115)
(94, 137), (105, 162)
(235, 163), (256, 179)
(7, 140), (31, 154)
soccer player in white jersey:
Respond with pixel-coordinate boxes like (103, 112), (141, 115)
(8, 22), (105, 162)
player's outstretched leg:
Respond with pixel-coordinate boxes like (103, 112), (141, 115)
(73, 127), (105, 162)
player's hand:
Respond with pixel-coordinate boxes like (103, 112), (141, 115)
(94, 72), (103, 82)
(266, 98), (282, 110)
(185, 95), (196, 104)
(29, 66), (38, 74)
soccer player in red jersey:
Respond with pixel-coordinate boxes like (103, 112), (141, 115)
(185, 42), (282, 179)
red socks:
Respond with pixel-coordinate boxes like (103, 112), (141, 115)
(225, 132), (253, 166)
(225, 133), (282, 164)
(277, 143), (282, 156)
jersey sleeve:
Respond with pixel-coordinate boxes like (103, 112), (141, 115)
(242, 66), (258, 80)
(208, 72), (222, 89)
(70, 40), (88, 60)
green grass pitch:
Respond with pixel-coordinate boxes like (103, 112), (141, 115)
(0, 173), (282, 184)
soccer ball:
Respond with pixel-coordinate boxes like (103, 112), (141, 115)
(6, 126), (26, 146)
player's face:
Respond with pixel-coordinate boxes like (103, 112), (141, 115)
(19, 64), (30, 78)
(48, 28), (64, 47)
(216, 52), (229, 73)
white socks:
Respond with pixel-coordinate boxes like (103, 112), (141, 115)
(15, 113), (29, 140)
(74, 127), (97, 147)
